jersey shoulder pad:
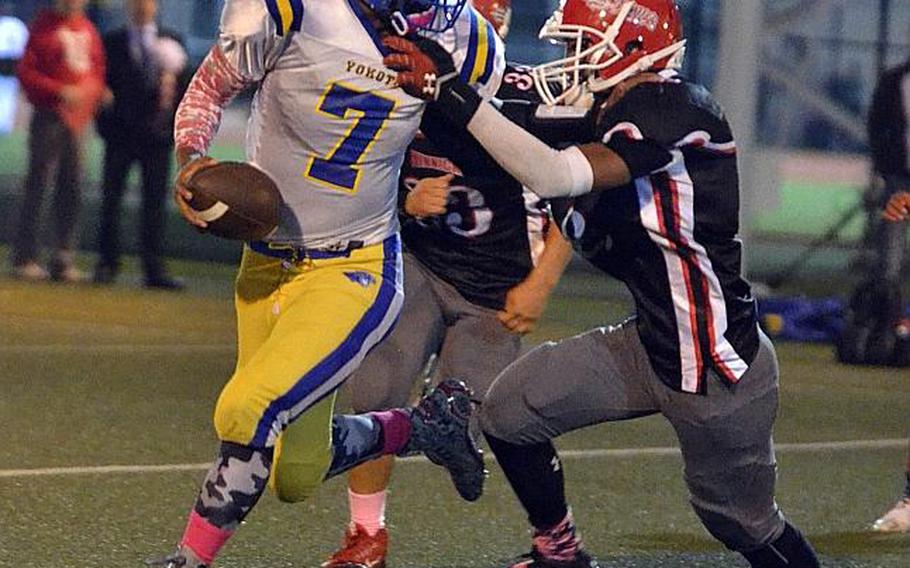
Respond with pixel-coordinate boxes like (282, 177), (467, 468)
(263, 0), (305, 36)
(600, 78), (731, 148)
(436, 6), (505, 99)
(220, 0), (292, 80)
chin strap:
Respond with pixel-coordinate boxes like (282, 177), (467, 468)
(391, 10), (410, 35)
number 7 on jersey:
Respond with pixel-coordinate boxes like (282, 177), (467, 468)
(305, 82), (397, 193)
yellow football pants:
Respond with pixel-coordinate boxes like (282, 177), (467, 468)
(213, 235), (403, 502)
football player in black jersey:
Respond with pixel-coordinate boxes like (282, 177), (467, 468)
(321, 2), (585, 567)
(386, 0), (821, 567)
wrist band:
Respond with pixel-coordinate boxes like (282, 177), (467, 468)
(434, 77), (483, 129)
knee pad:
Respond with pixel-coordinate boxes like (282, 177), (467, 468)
(213, 382), (262, 445)
(347, 345), (416, 413)
(479, 390), (544, 445)
(349, 373), (409, 413)
(478, 386), (512, 441)
(688, 463), (784, 551)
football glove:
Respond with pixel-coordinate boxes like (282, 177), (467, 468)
(383, 36), (482, 127)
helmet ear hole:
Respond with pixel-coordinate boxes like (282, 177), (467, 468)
(623, 39), (643, 56)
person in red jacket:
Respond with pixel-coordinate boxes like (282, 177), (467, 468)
(11, 0), (104, 282)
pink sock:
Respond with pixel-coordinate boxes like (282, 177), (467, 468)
(533, 510), (581, 562)
(180, 510), (234, 564)
(369, 409), (412, 455)
(349, 488), (387, 537)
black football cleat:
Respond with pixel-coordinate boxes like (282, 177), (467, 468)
(506, 548), (601, 568)
(92, 264), (117, 285)
(402, 378), (486, 501)
(144, 275), (186, 291)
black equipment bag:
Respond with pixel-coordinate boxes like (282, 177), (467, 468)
(837, 278), (910, 366)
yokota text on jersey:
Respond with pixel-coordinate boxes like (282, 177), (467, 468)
(177, 0), (504, 249)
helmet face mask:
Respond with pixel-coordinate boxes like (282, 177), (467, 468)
(407, 0), (468, 32)
(532, 0), (686, 106)
(364, 0), (467, 34)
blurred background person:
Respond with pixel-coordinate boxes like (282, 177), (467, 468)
(866, 25), (910, 534)
(0, 1), (28, 135)
(93, 0), (188, 290)
(836, 37), (910, 368)
(10, 0), (105, 282)
(872, 189), (910, 533)
(868, 35), (910, 200)
(867, 29), (909, 272)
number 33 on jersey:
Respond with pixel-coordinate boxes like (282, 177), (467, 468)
(218, 0), (504, 249)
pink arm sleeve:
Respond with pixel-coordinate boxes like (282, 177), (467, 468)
(174, 45), (252, 156)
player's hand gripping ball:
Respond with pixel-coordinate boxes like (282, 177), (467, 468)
(181, 161), (281, 241)
(383, 36), (457, 101)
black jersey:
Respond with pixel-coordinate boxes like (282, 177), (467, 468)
(553, 73), (759, 394)
(401, 64), (592, 310)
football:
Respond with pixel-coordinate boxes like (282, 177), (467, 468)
(186, 161), (281, 241)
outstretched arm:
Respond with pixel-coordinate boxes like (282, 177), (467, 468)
(466, 100), (630, 197)
(384, 37), (633, 198)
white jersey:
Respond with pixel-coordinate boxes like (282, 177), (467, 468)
(219, 0), (504, 248)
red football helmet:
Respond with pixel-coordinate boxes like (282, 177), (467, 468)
(532, 0), (686, 105)
(472, 0), (512, 39)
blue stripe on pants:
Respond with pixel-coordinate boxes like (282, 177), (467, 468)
(251, 236), (400, 447)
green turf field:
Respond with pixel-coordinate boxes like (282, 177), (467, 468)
(0, 256), (908, 568)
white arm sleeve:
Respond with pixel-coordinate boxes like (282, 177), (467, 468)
(466, 102), (594, 198)
(219, 0), (289, 82)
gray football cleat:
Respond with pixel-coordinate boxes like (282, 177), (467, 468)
(145, 545), (207, 568)
(402, 379), (486, 501)
(506, 548), (601, 568)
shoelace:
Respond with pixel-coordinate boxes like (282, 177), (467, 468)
(145, 555), (186, 567)
(533, 517), (581, 562)
(329, 529), (382, 563)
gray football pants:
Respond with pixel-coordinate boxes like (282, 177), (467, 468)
(480, 319), (787, 552)
(347, 251), (521, 413)
(12, 109), (84, 267)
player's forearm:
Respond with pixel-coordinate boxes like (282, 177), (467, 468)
(174, 46), (250, 157)
(465, 101), (594, 198)
(526, 226), (573, 291)
(431, 77), (639, 197)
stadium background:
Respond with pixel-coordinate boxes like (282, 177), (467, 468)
(2, 0), (909, 265)
(0, 1), (908, 567)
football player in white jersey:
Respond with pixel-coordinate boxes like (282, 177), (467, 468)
(148, 1), (504, 566)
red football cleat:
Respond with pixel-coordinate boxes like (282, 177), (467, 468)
(322, 524), (388, 568)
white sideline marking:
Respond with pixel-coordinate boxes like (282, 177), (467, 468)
(0, 439), (904, 480)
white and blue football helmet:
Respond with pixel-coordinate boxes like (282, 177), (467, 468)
(364, 0), (467, 34)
